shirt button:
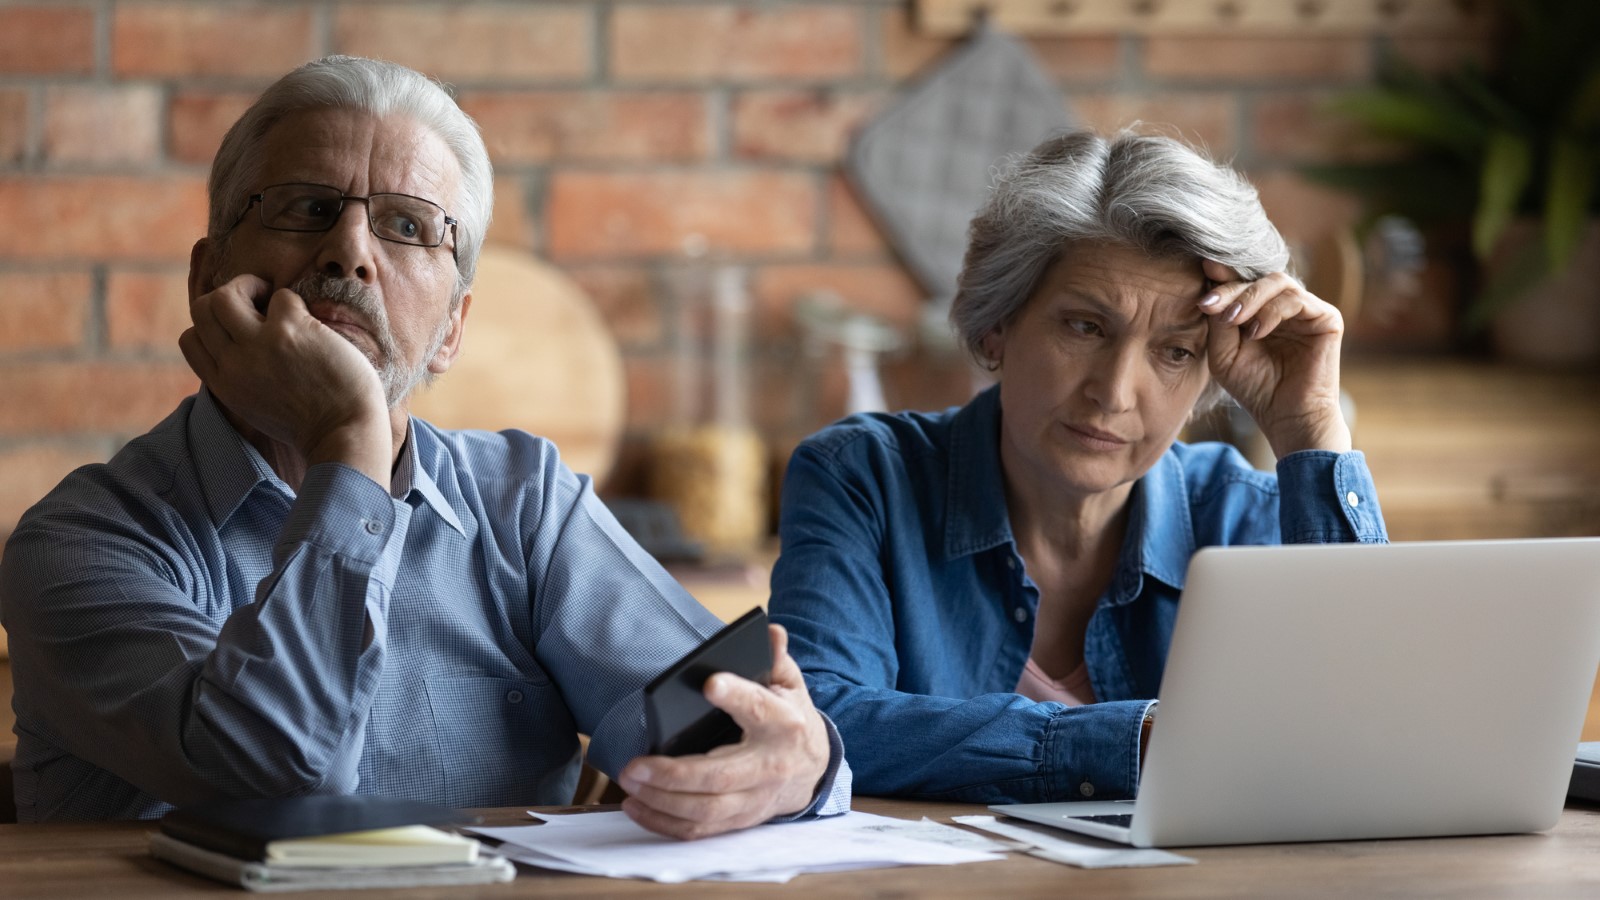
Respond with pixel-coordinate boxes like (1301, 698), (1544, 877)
(364, 519), (384, 535)
(506, 690), (524, 704)
(1006, 556), (1017, 571)
(1346, 491), (1361, 508)
(1013, 607), (1029, 623)
(1079, 781), (1095, 798)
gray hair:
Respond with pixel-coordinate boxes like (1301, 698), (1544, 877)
(950, 129), (1290, 377)
(206, 55), (493, 301)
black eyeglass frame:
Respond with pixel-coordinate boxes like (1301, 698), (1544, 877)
(227, 182), (460, 265)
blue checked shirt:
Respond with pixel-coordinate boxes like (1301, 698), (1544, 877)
(1, 389), (849, 822)
(769, 385), (1386, 804)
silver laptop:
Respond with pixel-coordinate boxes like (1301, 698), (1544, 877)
(992, 538), (1600, 848)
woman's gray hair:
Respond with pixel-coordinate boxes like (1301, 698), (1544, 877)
(950, 129), (1291, 386)
(206, 55), (492, 303)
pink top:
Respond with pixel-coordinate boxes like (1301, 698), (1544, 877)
(1015, 657), (1097, 706)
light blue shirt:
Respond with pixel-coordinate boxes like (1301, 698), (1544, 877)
(769, 385), (1385, 804)
(1, 389), (849, 821)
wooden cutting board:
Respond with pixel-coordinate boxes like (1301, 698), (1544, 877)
(409, 245), (625, 484)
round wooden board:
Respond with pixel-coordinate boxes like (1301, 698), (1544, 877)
(409, 245), (626, 483)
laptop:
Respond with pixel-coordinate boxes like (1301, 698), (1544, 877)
(992, 538), (1600, 848)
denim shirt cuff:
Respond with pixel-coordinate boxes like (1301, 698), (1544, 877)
(768, 711), (852, 822)
(1045, 700), (1151, 800)
(1276, 450), (1388, 544)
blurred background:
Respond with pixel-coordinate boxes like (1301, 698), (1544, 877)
(1, 0), (1598, 729)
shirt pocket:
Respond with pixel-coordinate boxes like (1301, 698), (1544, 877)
(424, 675), (581, 808)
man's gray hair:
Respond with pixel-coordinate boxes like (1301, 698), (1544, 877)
(206, 55), (493, 301)
(950, 129), (1290, 362)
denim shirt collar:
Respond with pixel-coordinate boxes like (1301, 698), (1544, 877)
(940, 383), (1195, 600)
(942, 384), (1014, 560)
(190, 388), (463, 535)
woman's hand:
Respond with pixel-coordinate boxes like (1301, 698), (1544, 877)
(1197, 260), (1352, 457)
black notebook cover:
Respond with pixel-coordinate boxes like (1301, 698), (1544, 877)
(159, 795), (469, 862)
(1570, 743), (1600, 804)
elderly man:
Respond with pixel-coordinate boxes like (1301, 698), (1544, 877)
(0, 56), (847, 836)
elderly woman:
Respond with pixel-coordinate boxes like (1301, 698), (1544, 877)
(767, 130), (1388, 804)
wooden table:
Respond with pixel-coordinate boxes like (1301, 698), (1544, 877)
(5, 798), (1600, 899)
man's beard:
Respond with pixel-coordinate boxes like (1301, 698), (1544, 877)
(288, 273), (449, 408)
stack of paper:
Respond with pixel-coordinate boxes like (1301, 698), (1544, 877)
(472, 810), (1010, 883)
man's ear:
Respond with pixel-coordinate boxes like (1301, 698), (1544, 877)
(428, 290), (472, 375)
(188, 238), (217, 301)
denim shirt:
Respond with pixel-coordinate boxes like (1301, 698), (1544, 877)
(769, 385), (1387, 804)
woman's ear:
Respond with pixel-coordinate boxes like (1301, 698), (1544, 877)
(979, 327), (1005, 371)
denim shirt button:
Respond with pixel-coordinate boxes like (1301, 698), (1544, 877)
(1013, 606), (1028, 623)
(1005, 556), (1016, 571)
(1346, 491), (1361, 508)
(1079, 781), (1095, 798)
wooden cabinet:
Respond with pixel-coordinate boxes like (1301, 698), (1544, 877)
(1343, 359), (1600, 541)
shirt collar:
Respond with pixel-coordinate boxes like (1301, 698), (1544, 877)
(189, 387), (291, 527)
(189, 387), (464, 536)
(939, 383), (1196, 593)
(942, 384), (1015, 560)
(1119, 449), (1195, 594)
(394, 420), (466, 536)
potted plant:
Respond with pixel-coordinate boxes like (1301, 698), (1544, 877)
(1307, 0), (1600, 365)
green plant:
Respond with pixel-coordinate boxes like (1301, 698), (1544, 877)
(1306, 0), (1600, 330)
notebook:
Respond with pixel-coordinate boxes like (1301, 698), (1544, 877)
(993, 538), (1600, 848)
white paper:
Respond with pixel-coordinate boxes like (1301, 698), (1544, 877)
(470, 810), (1004, 883)
(951, 815), (1195, 869)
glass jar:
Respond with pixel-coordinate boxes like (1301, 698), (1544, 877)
(648, 264), (768, 559)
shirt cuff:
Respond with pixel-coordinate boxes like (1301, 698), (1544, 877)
(1046, 700), (1152, 800)
(1276, 450), (1388, 544)
(279, 462), (412, 585)
(767, 711), (852, 821)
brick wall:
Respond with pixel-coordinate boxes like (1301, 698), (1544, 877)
(0, 1), (1493, 531)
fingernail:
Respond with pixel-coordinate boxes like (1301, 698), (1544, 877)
(1247, 320), (1262, 340)
(627, 764), (652, 785)
(1198, 293), (1223, 309)
(1225, 302), (1243, 324)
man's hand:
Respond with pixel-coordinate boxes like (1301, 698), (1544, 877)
(617, 624), (831, 840)
(1197, 260), (1352, 458)
(179, 274), (391, 484)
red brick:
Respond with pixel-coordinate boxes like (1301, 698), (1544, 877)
(1070, 91), (1240, 159)
(485, 175), (539, 254)
(0, 443), (108, 532)
(168, 91), (256, 166)
(612, 5), (862, 82)
(546, 171), (818, 260)
(881, 8), (953, 79)
(0, 7), (95, 75)
(1250, 169), (1362, 247)
(1250, 91), (1406, 165)
(0, 271), (92, 352)
(0, 89), (28, 164)
(462, 92), (709, 164)
(43, 85), (162, 167)
(1026, 36), (1123, 81)
(732, 90), (883, 163)
(106, 268), (190, 353)
(751, 263), (924, 341)
(1143, 35), (1370, 82)
(562, 265), (664, 349)
(0, 361), (198, 433)
(1386, 33), (1496, 74)
(113, 4), (313, 77)
(335, 6), (590, 81)
(828, 176), (891, 257)
(0, 176), (207, 262)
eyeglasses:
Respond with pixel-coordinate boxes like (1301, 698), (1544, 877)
(231, 183), (458, 260)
